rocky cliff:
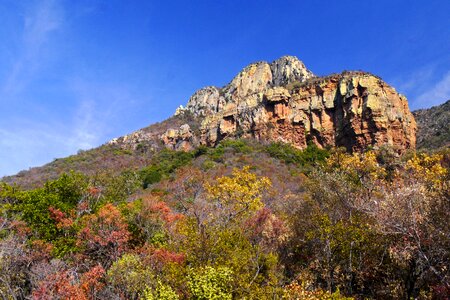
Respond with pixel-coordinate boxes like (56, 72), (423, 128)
(2, 56), (419, 188)
(164, 55), (416, 152)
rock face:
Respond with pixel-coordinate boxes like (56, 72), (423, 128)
(271, 55), (314, 86)
(186, 56), (313, 119)
(168, 56), (416, 152)
(161, 124), (197, 151)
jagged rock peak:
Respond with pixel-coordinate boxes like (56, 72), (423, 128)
(185, 86), (221, 117)
(185, 55), (314, 118)
(270, 55), (314, 86)
(177, 57), (416, 153)
(182, 71), (416, 153)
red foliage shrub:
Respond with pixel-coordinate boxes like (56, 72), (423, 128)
(138, 245), (185, 272)
(147, 200), (184, 224)
(32, 270), (86, 300)
(77, 203), (130, 267)
(10, 219), (31, 237)
(245, 207), (290, 251)
(151, 248), (185, 265)
(48, 206), (74, 229)
(30, 240), (54, 261)
(79, 265), (105, 296)
(32, 265), (105, 300)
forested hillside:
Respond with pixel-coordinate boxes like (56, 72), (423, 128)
(2, 0), (449, 298)
(1, 56), (449, 299)
(1, 140), (449, 299)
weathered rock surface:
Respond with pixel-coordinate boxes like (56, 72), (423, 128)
(270, 55), (314, 86)
(185, 56), (314, 118)
(161, 124), (197, 151)
(2, 56), (419, 188)
(173, 56), (416, 152)
(185, 86), (221, 117)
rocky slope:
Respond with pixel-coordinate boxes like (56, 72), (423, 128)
(413, 100), (450, 149)
(2, 55), (418, 188)
(165, 55), (416, 152)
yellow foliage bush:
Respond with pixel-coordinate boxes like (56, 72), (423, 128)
(205, 166), (271, 217)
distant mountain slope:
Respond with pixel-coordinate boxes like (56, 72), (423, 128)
(413, 100), (450, 150)
(1, 113), (200, 189)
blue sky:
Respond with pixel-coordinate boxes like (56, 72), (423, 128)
(1, 0), (449, 177)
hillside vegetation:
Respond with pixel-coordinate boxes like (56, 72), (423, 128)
(1, 112), (200, 189)
(413, 100), (450, 150)
(1, 140), (449, 299)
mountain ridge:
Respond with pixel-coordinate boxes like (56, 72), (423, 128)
(111, 56), (417, 154)
(2, 55), (421, 187)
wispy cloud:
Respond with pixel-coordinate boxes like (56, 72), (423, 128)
(0, 1), (151, 177)
(0, 1), (127, 177)
(1, 0), (62, 95)
(0, 82), (128, 177)
(415, 72), (450, 108)
(67, 77), (141, 149)
(391, 65), (435, 96)
(389, 62), (450, 110)
(0, 0), (66, 177)
(0, 121), (71, 177)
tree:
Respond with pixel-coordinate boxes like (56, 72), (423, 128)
(77, 203), (130, 268)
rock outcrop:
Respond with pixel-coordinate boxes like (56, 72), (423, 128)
(172, 55), (416, 152)
(161, 124), (197, 151)
(2, 56), (419, 189)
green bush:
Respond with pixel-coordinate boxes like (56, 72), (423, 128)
(208, 139), (253, 162)
(143, 280), (179, 300)
(265, 142), (329, 166)
(2, 172), (88, 256)
(108, 253), (153, 298)
(18, 172), (87, 239)
(208, 146), (225, 162)
(140, 149), (195, 188)
(218, 139), (252, 154)
(141, 166), (163, 189)
(194, 145), (209, 157)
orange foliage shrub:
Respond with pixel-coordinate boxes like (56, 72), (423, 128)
(77, 203), (130, 267)
(32, 265), (105, 300)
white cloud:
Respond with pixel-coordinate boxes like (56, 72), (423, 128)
(0, 2), (153, 177)
(391, 66), (434, 96)
(66, 78), (139, 148)
(0, 122), (70, 177)
(415, 72), (450, 108)
(1, 0), (62, 95)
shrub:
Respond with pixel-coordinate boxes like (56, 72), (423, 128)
(140, 149), (195, 188)
(218, 139), (253, 154)
(107, 253), (153, 298)
(143, 280), (179, 300)
(187, 266), (233, 300)
(77, 203), (130, 267)
(207, 139), (253, 162)
(265, 142), (329, 167)
(15, 172), (86, 242)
